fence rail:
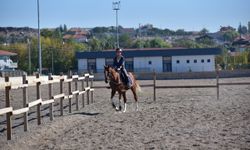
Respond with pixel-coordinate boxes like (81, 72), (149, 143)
(0, 71), (94, 140)
(94, 70), (250, 102)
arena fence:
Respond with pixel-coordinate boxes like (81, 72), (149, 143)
(0, 71), (94, 140)
(94, 69), (250, 101)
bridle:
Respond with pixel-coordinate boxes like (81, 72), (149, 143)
(104, 67), (121, 86)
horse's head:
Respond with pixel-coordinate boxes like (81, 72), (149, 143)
(104, 65), (114, 83)
(104, 65), (119, 84)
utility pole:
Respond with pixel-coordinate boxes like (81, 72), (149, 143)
(37, 0), (42, 74)
(113, 1), (120, 48)
(27, 39), (31, 75)
(139, 23), (142, 49)
(51, 48), (54, 74)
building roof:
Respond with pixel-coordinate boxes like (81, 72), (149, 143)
(76, 48), (221, 59)
(0, 50), (17, 56)
(232, 37), (250, 46)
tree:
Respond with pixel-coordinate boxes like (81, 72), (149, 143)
(119, 33), (133, 48)
(175, 29), (186, 35)
(199, 28), (209, 35)
(173, 39), (202, 48)
(238, 24), (248, 35)
(241, 26), (248, 34)
(132, 39), (145, 48)
(88, 37), (102, 51)
(63, 24), (67, 32)
(248, 21), (250, 33)
(223, 30), (239, 42)
(148, 38), (172, 48)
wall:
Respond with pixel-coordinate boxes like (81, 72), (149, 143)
(96, 58), (105, 73)
(78, 59), (87, 72)
(134, 56), (162, 72)
(172, 55), (215, 72)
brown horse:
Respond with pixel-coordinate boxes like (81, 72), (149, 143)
(104, 65), (141, 112)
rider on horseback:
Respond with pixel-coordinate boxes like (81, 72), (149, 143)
(113, 48), (132, 88)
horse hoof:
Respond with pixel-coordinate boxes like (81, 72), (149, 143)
(119, 106), (122, 111)
(115, 107), (120, 111)
(112, 103), (116, 108)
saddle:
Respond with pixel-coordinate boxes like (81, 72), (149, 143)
(116, 70), (132, 88)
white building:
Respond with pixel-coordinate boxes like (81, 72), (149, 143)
(0, 50), (18, 71)
(76, 48), (221, 73)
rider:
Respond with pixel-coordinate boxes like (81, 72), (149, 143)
(113, 48), (131, 88)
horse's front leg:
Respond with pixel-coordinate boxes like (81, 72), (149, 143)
(116, 93), (122, 111)
(110, 90), (116, 109)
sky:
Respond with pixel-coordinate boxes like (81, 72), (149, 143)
(0, 0), (250, 32)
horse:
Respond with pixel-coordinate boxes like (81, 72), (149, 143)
(104, 65), (141, 112)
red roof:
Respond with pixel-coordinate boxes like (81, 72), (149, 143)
(0, 50), (17, 56)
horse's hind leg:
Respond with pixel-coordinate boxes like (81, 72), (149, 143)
(116, 93), (122, 111)
(111, 90), (116, 109)
(122, 93), (127, 112)
(131, 87), (139, 111)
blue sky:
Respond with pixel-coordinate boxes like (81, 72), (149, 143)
(1, 0), (250, 32)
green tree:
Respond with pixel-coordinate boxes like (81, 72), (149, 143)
(119, 33), (133, 48)
(248, 21), (250, 33)
(173, 39), (202, 48)
(88, 37), (102, 51)
(132, 39), (145, 48)
(148, 38), (172, 48)
(199, 28), (209, 35)
(223, 30), (239, 42)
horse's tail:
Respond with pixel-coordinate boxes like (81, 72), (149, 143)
(135, 81), (142, 93)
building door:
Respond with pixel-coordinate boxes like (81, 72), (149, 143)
(87, 59), (96, 73)
(163, 57), (172, 72)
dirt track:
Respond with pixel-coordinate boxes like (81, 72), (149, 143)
(0, 78), (250, 149)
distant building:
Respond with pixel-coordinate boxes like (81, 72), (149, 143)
(76, 48), (221, 73)
(0, 50), (17, 70)
(232, 35), (250, 51)
(63, 28), (90, 43)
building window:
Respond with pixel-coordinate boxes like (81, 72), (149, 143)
(148, 61), (152, 65)
(201, 59), (204, 63)
(194, 59), (197, 63)
(176, 60), (180, 64)
(207, 59), (211, 63)
(186, 60), (190, 63)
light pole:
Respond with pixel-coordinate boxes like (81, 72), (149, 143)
(51, 48), (54, 74)
(37, 0), (42, 74)
(112, 1), (120, 48)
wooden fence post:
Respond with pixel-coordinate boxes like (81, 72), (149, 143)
(74, 73), (79, 111)
(81, 75), (85, 108)
(5, 76), (12, 140)
(60, 72), (64, 116)
(90, 75), (94, 103)
(153, 71), (156, 101)
(216, 68), (219, 100)
(86, 75), (89, 105)
(22, 73), (28, 131)
(36, 73), (41, 125)
(68, 71), (72, 113)
(48, 73), (54, 121)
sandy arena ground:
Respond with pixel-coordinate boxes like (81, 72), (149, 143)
(0, 77), (250, 149)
